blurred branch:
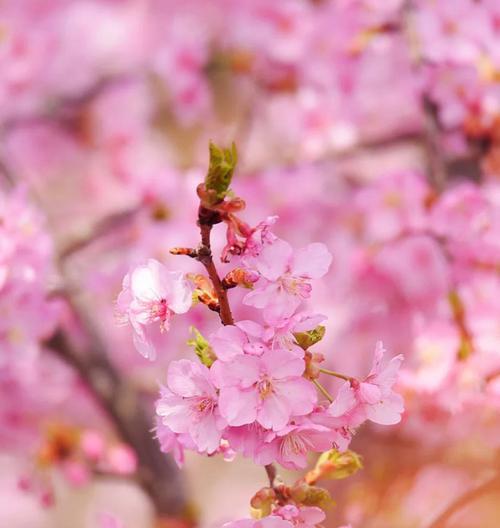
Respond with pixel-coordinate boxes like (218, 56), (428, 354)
(45, 299), (188, 518)
(426, 474), (500, 528)
(1, 73), (135, 134)
(58, 205), (142, 260)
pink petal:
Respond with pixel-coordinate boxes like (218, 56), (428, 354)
(236, 320), (265, 339)
(156, 396), (191, 433)
(167, 360), (212, 397)
(210, 325), (246, 361)
(211, 356), (260, 388)
(167, 273), (192, 314)
(258, 392), (290, 430)
(358, 382), (382, 405)
(329, 382), (357, 417)
(274, 377), (317, 416)
(365, 393), (404, 425)
(261, 349), (305, 379)
(254, 239), (293, 281)
(243, 281), (280, 309)
(373, 354), (404, 390)
(130, 260), (162, 302)
(132, 325), (156, 360)
(191, 413), (222, 454)
(291, 243), (332, 279)
(219, 387), (259, 426)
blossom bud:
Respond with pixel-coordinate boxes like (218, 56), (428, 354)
(187, 326), (217, 367)
(250, 487), (276, 518)
(294, 325), (326, 350)
(304, 351), (325, 380)
(289, 482), (333, 510)
(106, 444), (138, 475)
(203, 142), (238, 205)
(222, 268), (259, 289)
(306, 449), (363, 484)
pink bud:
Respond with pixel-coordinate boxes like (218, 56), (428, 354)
(106, 444), (137, 475)
(81, 430), (105, 461)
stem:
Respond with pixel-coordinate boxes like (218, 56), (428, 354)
(265, 464), (277, 488)
(426, 474), (500, 528)
(46, 313), (187, 517)
(197, 207), (234, 326)
(319, 368), (353, 382)
(312, 379), (334, 403)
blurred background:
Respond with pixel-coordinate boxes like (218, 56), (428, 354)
(1, 0), (500, 527)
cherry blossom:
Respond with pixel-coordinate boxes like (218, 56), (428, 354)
(243, 239), (332, 320)
(156, 360), (225, 454)
(211, 348), (317, 431)
(115, 259), (192, 359)
(329, 342), (404, 426)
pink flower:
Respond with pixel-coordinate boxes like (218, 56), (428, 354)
(222, 215), (278, 262)
(273, 505), (326, 527)
(223, 517), (292, 528)
(212, 349), (316, 431)
(329, 342), (404, 426)
(156, 360), (225, 454)
(154, 417), (188, 468)
(209, 324), (268, 361)
(243, 239), (332, 320)
(105, 444), (138, 475)
(258, 421), (333, 469)
(115, 259), (192, 360)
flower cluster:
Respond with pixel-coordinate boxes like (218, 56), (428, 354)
(115, 146), (405, 525)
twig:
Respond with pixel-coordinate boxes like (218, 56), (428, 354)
(58, 206), (142, 260)
(196, 206), (234, 326)
(312, 379), (334, 403)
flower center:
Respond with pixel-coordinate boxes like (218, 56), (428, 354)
(193, 396), (215, 417)
(151, 299), (171, 331)
(281, 275), (312, 298)
(282, 433), (306, 456)
(257, 377), (273, 398)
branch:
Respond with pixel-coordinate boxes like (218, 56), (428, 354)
(45, 311), (188, 518)
(58, 206), (141, 260)
(426, 474), (500, 528)
(197, 205), (234, 326)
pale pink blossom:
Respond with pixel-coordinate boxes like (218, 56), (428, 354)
(115, 259), (192, 360)
(273, 505), (326, 527)
(243, 238), (331, 320)
(222, 517), (292, 528)
(329, 342), (404, 426)
(212, 349), (316, 431)
(209, 324), (268, 361)
(156, 360), (225, 454)
(257, 421), (333, 469)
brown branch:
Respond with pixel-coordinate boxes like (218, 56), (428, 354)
(58, 206), (142, 260)
(196, 205), (234, 326)
(45, 313), (188, 518)
(426, 474), (500, 528)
